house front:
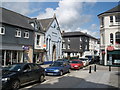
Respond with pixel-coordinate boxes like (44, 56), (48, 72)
(98, 5), (120, 66)
(0, 8), (34, 66)
(38, 14), (62, 63)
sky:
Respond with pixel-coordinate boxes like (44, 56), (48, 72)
(2, 1), (119, 38)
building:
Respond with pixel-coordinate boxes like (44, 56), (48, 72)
(37, 15), (62, 63)
(0, 8), (34, 66)
(29, 18), (46, 64)
(62, 31), (98, 59)
(98, 5), (120, 65)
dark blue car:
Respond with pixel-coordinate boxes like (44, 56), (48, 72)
(45, 60), (70, 76)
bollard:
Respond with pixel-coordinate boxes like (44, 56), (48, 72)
(109, 65), (111, 71)
(89, 66), (91, 73)
(94, 65), (96, 72)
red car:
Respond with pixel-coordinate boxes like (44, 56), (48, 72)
(69, 60), (83, 70)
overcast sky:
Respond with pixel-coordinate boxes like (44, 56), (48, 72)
(2, 1), (119, 38)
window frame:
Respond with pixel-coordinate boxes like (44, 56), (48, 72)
(36, 34), (40, 45)
(0, 26), (5, 35)
(24, 31), (29, 39)
(15, 28), (21, 37)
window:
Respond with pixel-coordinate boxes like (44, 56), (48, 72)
(115, 32), (120, 44)
(110, 33), (113, 44)
(80, 44), (82, 49)
(0, 26), (5, 35)
(68, 38), (70, 42)
(24, 31), (29, 38)
(110, 16), (113, 22)
(80, 37), (82, 41)
(36, 35), (40, 45)
(15, 29), (21, 37)
(68, 44), (70, 49)
(115, 15), (120, 22)
(100, 17), (104, 27)
(85, 45), (87, 50)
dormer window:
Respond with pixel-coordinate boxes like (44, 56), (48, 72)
(0, 26), (5, 35)
(15, 29), (21, 37)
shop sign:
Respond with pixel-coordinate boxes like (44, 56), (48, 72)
(22, 46), (29, 50)
(107, 46), (114, 51)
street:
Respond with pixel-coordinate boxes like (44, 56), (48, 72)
(19, 64), (119, 89)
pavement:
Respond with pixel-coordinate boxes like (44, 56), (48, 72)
(38, 64), (120, 88)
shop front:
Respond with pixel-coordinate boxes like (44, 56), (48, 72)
(33, 49), (46, 64)
(1, 44), (33, 66)
(107, 50), (120, 66)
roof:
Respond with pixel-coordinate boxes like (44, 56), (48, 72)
(98, 5), (120, 16)
(38, 18), (53, 31)
(62, 31), (97, 40)
(0, 7), (34, 30)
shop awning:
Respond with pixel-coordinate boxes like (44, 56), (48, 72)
(108, 50), (120, 54)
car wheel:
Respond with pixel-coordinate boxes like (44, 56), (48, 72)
(60, 71), (63, 76)
(39, 74), (45, 83)
(12, 80), (20, 90)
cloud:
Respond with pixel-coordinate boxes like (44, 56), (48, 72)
(2, 2), (40, 16)
(37, 0), (98, 37)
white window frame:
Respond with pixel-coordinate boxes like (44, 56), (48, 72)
(0, 26), (5, 35)
(24, 31), (29, 39)
(68, 44), (70, 49)
(68, 38), (70, 42)
(15, 29), (21, 37)
(36, 34), (40, 46)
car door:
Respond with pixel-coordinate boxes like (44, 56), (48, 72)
(30, 64), (40, 81)
(20, 64), (33, 84)
(63, 62), (69, 73)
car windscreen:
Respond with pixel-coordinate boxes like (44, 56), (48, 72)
(70, 61), (80, 63)
(51, 62), (63, 67)
(79, 58), (87, 61)
(7, 64), (23, 71)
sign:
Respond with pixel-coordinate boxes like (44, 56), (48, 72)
(43, 44), (46, 47)
(107, 46), (114, 51)
(22, 46), (29, 50)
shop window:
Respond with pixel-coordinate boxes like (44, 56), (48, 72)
(15, 29), (21, 37)
(115, 32), (120, 44)
(0, 26), (5, 35)
(24, 31), (29, 38)
(110, 33), (113, 44)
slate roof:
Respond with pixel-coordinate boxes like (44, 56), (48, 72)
(98, 5), (120, 16)
(62, 31), (97, 40)
(0, 7), (34, 30)
(38, 18), (53, 31)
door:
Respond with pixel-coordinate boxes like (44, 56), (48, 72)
(20, 64), (33, 84)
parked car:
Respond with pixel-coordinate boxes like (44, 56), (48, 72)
(57, 59), (70, 63)
(2, 63), (45, 90)
(79, 58), (89, 66)
(45, 60), (70, 76)
(69, 59), (83, 70)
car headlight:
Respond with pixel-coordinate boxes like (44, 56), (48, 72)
(45, 69), (47, 71)
(2, 78), (10, 82)
(54, 69), (59, 72)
